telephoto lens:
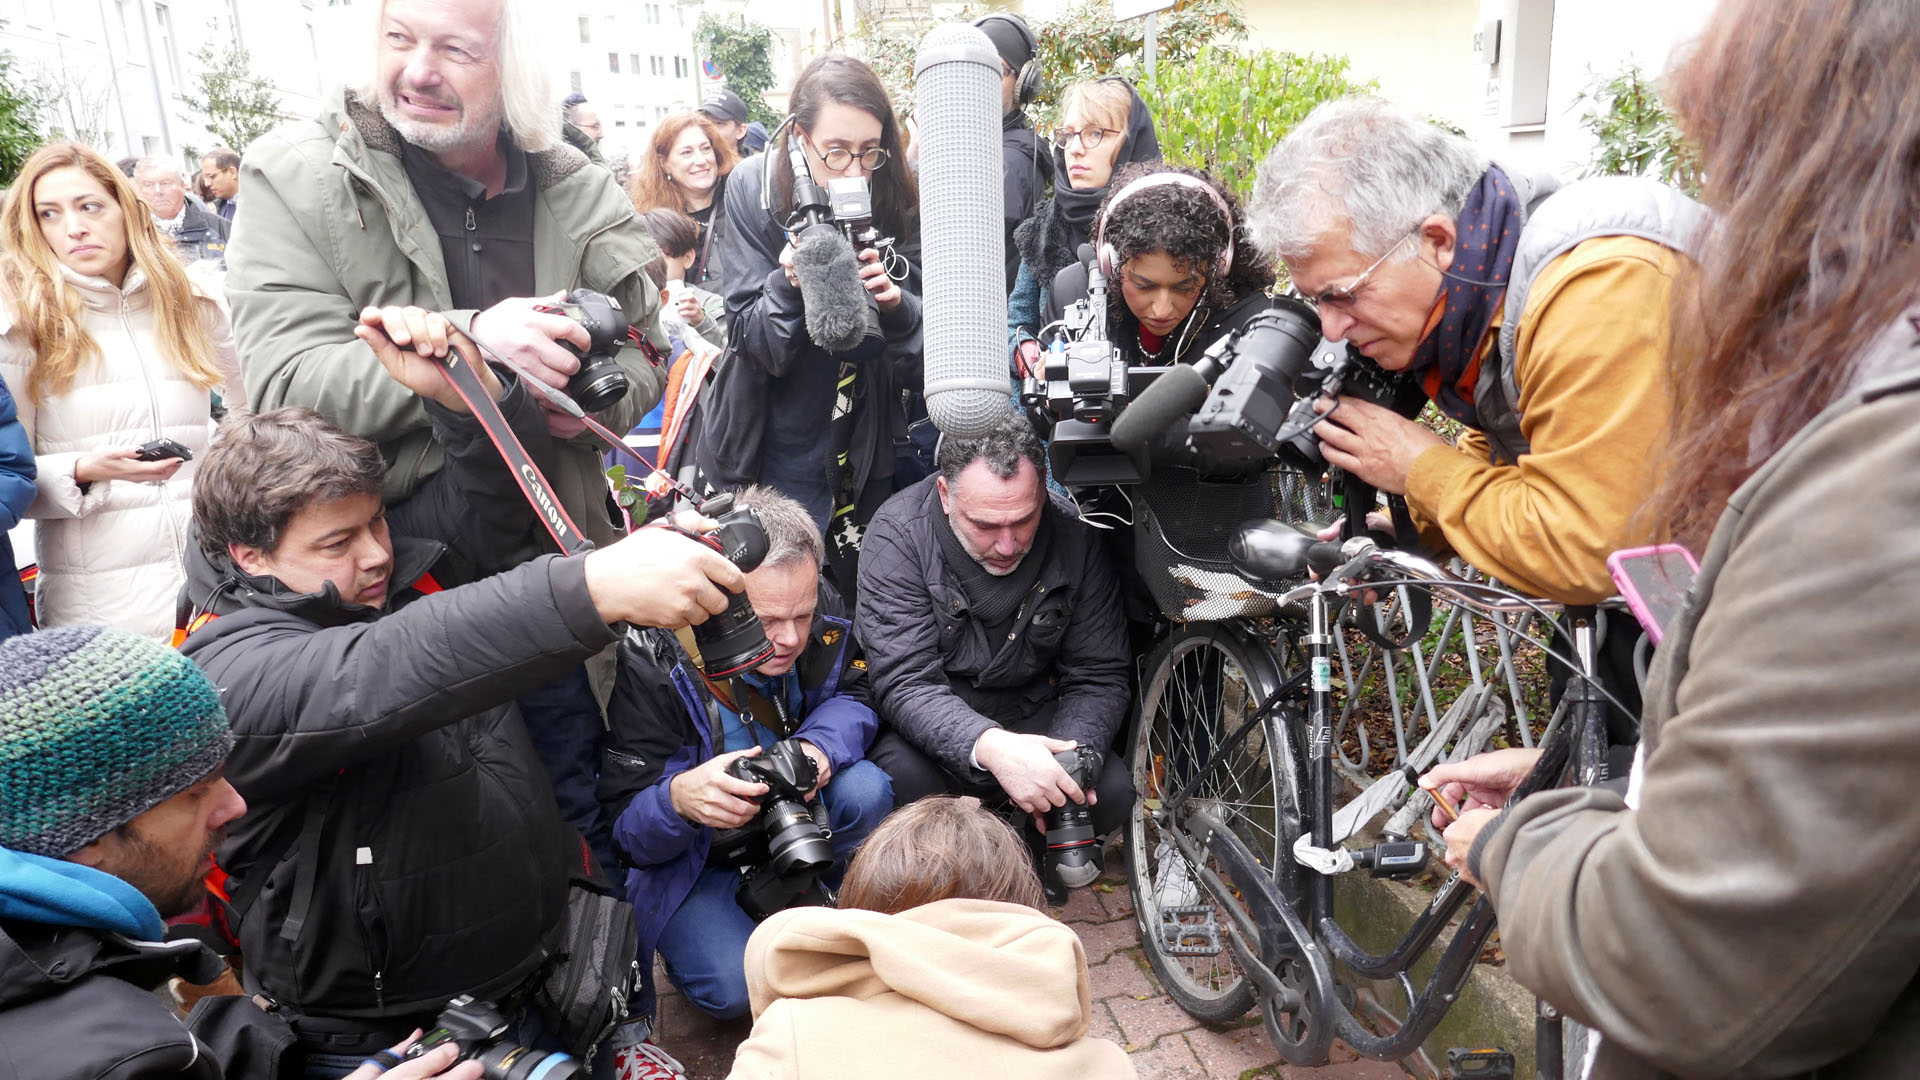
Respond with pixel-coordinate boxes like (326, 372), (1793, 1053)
(1045, 747), (1104, 890)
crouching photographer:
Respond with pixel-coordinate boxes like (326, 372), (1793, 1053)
(600, 486), (891, 1025)
(176, 307), (744, 1075)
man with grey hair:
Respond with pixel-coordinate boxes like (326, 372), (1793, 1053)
(855, 411), (1131, 901)
(132, 156), (229, 264)
(600, 484), (890, 1027)
(1249, 96), (1705, 742)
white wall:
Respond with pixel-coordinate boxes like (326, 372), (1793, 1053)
(1241, 0), (1482, 131)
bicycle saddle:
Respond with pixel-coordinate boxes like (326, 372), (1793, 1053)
(1228, 519), (1318, 584)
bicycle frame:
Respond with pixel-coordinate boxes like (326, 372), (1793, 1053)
(1149, 557), (1607, 1068)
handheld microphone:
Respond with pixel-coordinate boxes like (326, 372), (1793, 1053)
(916, 22), (1012, 438)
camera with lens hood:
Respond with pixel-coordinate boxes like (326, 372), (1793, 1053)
(534, 288), (632, 413)
(403, 995), (583, 1080)
(709, 739), (836, 920)
(675, 493), (777, 678)
(1044, 746), (1104, 893)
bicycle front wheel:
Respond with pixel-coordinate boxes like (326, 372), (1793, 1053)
(1126, 622), (1304, 1024)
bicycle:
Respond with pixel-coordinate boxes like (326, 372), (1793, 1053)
(1124, 520), (1620, 1072)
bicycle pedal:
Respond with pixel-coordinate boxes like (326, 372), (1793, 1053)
(1155, 905), (1223, 956)
(1446, 1047), (1514, 1080)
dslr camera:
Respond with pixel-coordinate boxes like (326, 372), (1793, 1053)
(709, 739), (837, 920)
(672, 492), (776, 678)
(404, 995), (583, 1080)
(1044, 746), (1104, 892)
(533, 288), (632, 413)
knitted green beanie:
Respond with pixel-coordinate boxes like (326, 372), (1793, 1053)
(0, 625), (234, 857)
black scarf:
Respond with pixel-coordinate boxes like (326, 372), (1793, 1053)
(935, 502), (1052, 634)
(1407, 165), (1525, 428)
(1012, 78), (1163, 288)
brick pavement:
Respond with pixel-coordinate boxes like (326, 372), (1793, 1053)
(652, 851), (1413, 1079)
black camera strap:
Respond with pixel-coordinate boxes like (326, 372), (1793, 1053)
(435, 349), (597, 557)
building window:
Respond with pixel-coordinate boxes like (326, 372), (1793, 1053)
(578, 16), (590, 43)
(154, 3), (182, 89)
(674, 56), (689, 79)
(651, 55), (665, 77)
(645, 3), (661, 23)
(608, 52), (620, 73)
(656, 105), (669, 119)
(615, 120), (627, 128)
(570, 70), (582, 94)
(633, 53), (644, 75)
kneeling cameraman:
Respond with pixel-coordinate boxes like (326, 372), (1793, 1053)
(179, 308), (742, 1074)
(600, 486), (892, 1023)
(856, 413), (1132, 903)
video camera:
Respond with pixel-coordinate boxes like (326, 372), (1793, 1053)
(1018, 260), (1178, 486)
(709, 739), (837, 920)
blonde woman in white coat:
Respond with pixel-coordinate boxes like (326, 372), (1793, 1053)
(0, 142), (243, 641)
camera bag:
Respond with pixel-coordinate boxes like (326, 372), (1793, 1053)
(538, 869), (642, 1061)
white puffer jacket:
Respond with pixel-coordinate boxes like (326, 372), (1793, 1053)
(0, 264), (243, 641)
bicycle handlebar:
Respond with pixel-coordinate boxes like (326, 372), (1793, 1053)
(1272, 536), (1565, 616)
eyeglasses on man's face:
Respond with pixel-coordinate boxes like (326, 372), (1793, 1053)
(1303, 230), (1417, 311)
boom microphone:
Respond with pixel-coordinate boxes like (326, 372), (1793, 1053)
(793, 225), (880, 354)
(916, 22), (1011, 438)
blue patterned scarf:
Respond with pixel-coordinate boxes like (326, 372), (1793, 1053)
(1407, 166), (1525, 428)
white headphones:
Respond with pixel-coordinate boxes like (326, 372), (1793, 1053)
(1094, 172), (1236, 283)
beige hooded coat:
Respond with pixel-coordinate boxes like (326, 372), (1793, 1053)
(728, 898), (1135, 1080)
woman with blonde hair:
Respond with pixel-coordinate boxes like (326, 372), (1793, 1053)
(629, 111), (741, 289)
(728, 797), (1135, 1079)
(0, 141), (243, 641)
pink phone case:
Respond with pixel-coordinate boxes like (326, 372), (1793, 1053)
(1607, 544), (1700, 644)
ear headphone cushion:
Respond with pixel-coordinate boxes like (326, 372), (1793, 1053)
(1017, 59), (1042, 106)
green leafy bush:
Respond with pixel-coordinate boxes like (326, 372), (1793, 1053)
(0, 47), (44, 185)
(696, 14), (782, 127)
(1150, 45), (1374, 200)
(1575, 62), (1699, 196)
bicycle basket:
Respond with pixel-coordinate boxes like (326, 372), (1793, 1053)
(1132, 465), (1336, 622)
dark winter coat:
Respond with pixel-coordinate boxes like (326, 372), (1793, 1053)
(0, 919), (231, 1079)
(170, 201), (231, 267)
(1000, 114), (1052, 292)
(176, 380), (613, 1031)
(691, 153), (924, 532)
(854, 476), (1130, 774)
(599, 584), (875, 981)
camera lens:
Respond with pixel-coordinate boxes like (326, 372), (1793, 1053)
(471, 1042), (584, 1080)
(762, 797), (835, 877)
(1045, 749), (1103, 889)
(567, 353), (630, 413)
(692, 593), (775, 677)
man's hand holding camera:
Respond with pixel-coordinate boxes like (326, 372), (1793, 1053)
(469, 292), (597, 438)
(671, 746), (770, 829)
(1312, 394), (1446, 495)
(975, 728), (1094, 825)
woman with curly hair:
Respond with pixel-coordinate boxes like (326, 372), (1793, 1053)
(0, 141), (243, 640)
(1022, 162), (1276, 380)
(629, 111), (741, 289)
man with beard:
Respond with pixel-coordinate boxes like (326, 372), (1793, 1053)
(224, 0), (674, 877)
(854, 412), (1131, 901)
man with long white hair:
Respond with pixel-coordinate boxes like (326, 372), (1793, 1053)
(221, 3), (672, 1052)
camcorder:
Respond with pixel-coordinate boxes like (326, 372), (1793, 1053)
(1022, 292), (1425, 486)
(709, 739), (837, 920)
(532, 288), (633, 413)
(404, 995), (583, 1080)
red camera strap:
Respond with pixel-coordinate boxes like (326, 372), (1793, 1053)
(436, 349), (598, 557)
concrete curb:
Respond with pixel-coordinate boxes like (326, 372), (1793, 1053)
(1334, 872), (1538, 1078)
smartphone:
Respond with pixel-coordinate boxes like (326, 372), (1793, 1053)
(134, 438), (193, 462)
(1607, 544), (1700, 644)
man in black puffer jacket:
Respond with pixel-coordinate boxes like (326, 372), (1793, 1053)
(855, 412), (1131, 899)
(176, 310), (741, 1072)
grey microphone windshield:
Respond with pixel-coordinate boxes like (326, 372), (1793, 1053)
(916, 23), (1011, 438)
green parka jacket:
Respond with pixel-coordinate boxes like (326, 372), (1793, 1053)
(227, 87), (664, 545)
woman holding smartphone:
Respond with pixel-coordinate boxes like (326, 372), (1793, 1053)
(0, 142), (243, 641)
